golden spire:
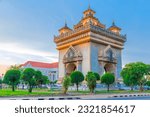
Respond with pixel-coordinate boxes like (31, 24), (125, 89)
(65, 20), (67, 27)
(108, 20), (121, 34)
(112, 20), (116, 26)
(88, 0), (91, 9)
(59, 20), (72, 34)
(88, 3), (91, 9)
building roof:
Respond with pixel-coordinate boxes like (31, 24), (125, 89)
(83, 4), (96, 14)
(73, 5), (105, 29)
(59, 22), (72, 32)
(108, 21), (121, 30)
(22, 61), (58, 69)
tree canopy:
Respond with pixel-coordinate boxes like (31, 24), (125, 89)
(63, 76), (71, 94)
(3, 69), (21, 91)
(86, 71), (97, 93)
(94, 72), (100, 81)
(70, 71), (84, 91)
(0, 79), (2, 84)
(121, 62), (149, 91)
(0, 79), (2, 89)
(101, 72), (115, 92)
(21, 68), (36, 92)
(146, 81), (150, 87)
(35, 70), (42, 86)
(9, 64), (21, 70)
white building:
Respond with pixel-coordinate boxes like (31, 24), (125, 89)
(22, 61), (58, 81)
(54, 6), (126, 82)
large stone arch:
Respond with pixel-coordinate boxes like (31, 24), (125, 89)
(66, 63), (77, 75)
(104, 63), (116, 74)
(98, 45), (117, 64)
(63, 46), (82, 76)
(98, 45), (117, 77)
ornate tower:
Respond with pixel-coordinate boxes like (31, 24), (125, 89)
(54, 7), (126, 83)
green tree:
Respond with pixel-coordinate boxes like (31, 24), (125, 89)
(9, 64), (21, 70)
(121, 62), (148, 92)
(146, 81), (150, 87)
(53, 80), (58, 84)
(3, 69), (21, 91)
(85, 72), (97, 93)
(133, 62), (148, 92)
(70, 71), (84, 91)
(101, 72), (115, 92)
(21, 68), (36, 93)
(41, 75), (49, 85)
(121, 67), (137, 91)
(50, 80), (57, 86)
(35, 70), (43, 87)
(0, 79), (2, 84)
(94, 72), (100, 81)
(35, 71), (49, 88)
(62, 76), (71, 94)
(0, 79), (3, 89)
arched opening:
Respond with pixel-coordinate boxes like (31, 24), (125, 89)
(104, 63), (114, 74)
(66, 63), (76, 76)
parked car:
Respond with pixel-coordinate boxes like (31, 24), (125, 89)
(143, 86), (150, 90)
(50, 84), (62, 90)
(118, 86), (131, 90)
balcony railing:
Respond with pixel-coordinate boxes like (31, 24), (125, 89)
(54, 23), (126, 42)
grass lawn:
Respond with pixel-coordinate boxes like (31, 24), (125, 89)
(1, 88), (150, 97)
(0, 88), (62, 97)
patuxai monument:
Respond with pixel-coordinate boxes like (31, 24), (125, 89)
(54, 6), (126, 83)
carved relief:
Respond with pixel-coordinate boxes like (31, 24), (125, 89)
(98, 45), (117, 63)
(63, 46), (82, 63)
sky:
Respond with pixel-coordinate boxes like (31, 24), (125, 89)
(0, 0), (150, 67)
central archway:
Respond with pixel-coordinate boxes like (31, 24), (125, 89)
(104, 63), (115, 74)
(66, 63), (76, 76)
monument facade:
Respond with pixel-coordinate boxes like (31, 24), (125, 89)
(54, 6), (126, 82)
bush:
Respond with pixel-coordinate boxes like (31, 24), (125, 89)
(63, 76), (71, 94)
(146, 81), (150, 86)
(94, 72), (100, 81)
(86, 72), (97, 93)
(70, 71), (84, 91)
(0, 79), (3, 89)
(21, 68), (36, 93)
(101, 72), (115, 92)
(3, 69), (21, 91)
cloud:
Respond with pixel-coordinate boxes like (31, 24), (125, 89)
(0, 42), (58, 65)
(0, 42), (56, 56)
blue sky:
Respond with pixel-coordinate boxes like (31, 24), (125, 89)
(0, 0), (150, 65)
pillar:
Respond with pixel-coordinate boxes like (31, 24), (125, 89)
(77, 61), (82, 72)
(64, 64), (66, 76)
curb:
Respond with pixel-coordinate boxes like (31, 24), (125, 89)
(111, 94), (150, 98)
(9, 97), (81, 100)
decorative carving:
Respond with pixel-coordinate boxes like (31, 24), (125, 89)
(54, 23), (126, 43)
(98, 45), (117, 64)
(63, 46), (82, 63)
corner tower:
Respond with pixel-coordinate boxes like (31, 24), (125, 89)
(54, 6), (126, 83)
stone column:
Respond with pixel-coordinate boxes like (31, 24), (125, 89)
(64, 64), (66, 75)
(113, 64), (118, 82)
(99, 62), (105, 75)
(77, 61), (82, 72)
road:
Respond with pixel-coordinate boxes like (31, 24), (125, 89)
(1, 93), (150, 100)
(86, 96), (150, 100)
